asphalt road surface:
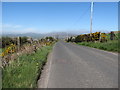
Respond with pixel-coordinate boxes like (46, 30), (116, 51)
(39, 41), (118, 88)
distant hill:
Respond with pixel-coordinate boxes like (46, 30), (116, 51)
(2, 32), (76, 39)
(44, 32), (76, 39)
(2, 33), (44, 39)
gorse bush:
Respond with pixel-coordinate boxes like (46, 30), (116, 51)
(67, 31), (119, 43)
(75, 31), (119, 52)
(1, 37), (29, 48)
(1, 37), (17, 48)
(0, 44), (16, 57)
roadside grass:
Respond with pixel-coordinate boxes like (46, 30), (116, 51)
(2, 45), (53, 88)
(77, 40), (119, 52)
(0, 48), (2, 53)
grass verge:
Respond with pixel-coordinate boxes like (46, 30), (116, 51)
(2, 45), (53, 88)
(77, 40), (119, 52)
(0, 48), (2, 53)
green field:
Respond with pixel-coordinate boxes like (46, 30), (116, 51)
(77, 40), (119, 52)
(2, 45), (53, 88)
(0, 48), (2, 53)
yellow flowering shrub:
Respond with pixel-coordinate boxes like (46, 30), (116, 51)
(0, 44), (16, 57)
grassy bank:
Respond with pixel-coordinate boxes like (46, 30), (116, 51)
(2, 45), (53, 88)
(77, 40), (119, 52)
(0, 48), (2, 53)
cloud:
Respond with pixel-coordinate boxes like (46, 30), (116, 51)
(23, 28), (38, 32)
(2, 24), (39, 34)
(2, 24), (22, 28)
(14, 25), (22, 28)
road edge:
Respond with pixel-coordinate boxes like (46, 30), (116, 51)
(37, 44), (55, 88)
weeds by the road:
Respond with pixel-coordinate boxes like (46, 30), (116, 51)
(0, 48), (2, 53)
(2, 45), (53, 88)
(77, 40), (119, 52)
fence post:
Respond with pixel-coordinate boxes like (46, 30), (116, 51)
(17, 36), (20, 51)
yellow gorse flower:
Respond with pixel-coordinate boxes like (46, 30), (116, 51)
(0, 44), (16, 57)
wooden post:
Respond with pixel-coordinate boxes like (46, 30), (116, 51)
(17, 36), (20, 51)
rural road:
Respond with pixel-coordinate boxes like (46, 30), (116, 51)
(38, 41), (118, 88)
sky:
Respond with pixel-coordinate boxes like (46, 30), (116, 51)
(2, 2), (118, 34)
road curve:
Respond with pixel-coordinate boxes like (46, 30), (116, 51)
(41, 41), (118, 88)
